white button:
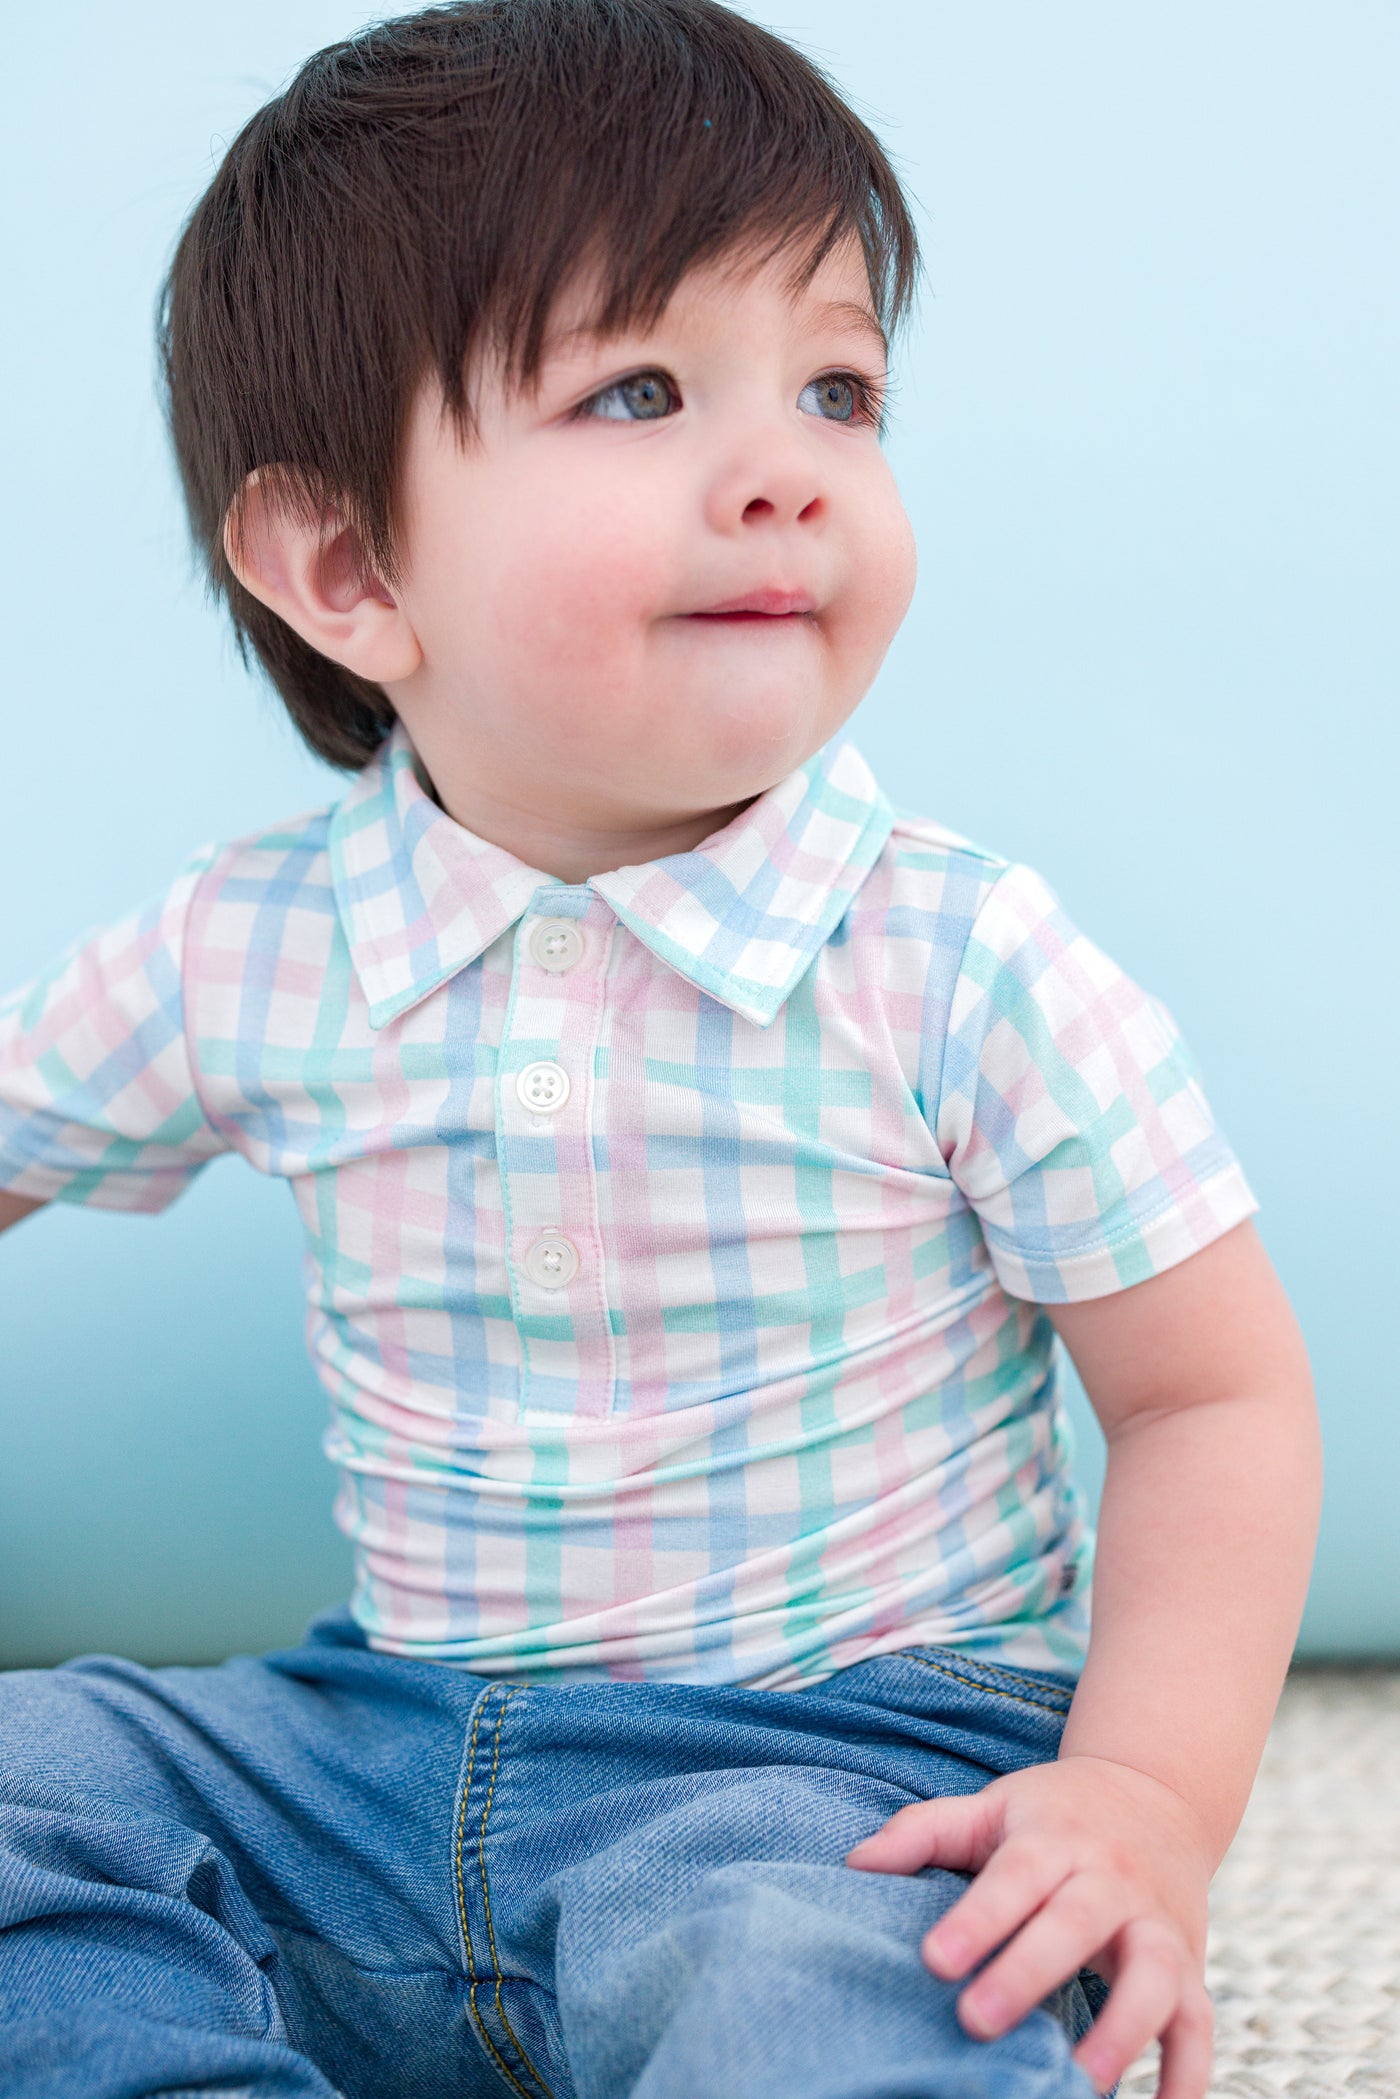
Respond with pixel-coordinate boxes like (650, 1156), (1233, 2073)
(529, 918), (585, 973)
(524, 1232), (579, 1290)
(515, 1061), (570, 1114)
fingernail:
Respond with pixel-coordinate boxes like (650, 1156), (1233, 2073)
(924, 1929), (964, 1976)
(960, 1987), (1004, 2039)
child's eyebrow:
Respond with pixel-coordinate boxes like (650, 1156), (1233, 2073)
(807, 300), (889, 361)
(538, 296), (889, 369)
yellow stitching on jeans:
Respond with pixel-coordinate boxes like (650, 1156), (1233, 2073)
(455, 1688), (538, 2099)
(956, 1660), (1072, 1701)
(478, 1687), (556, 2099)
(984, 1663), (1077, 1698)
(949, 1655), (1076, 1698)
(900, 1644), (1076, 1701)
(897, 1651), (1071, 1717)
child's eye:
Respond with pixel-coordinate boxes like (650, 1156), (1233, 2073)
(577, 370), (679, 422)
(798, 373), (880, 425)
(572, 367), (881, 428)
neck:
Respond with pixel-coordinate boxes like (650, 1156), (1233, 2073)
(419, 769), (755, 885)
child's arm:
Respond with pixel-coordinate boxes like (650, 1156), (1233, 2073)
(848, 1218), (1321, 2099)
(0, 853), (231, 1223)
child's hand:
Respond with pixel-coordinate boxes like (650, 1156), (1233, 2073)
(845, 1754), (1215, 2099)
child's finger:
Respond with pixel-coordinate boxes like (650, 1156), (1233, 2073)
(1068, 1918), (1194, 2096)
(937, 1861), (1114, 2015)
(919, 1837), (1074, 1980)
(845, 1787), (997, 1877)
(1152, 1983), (1215, 2099)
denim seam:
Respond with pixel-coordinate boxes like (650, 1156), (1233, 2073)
(926, 1655), (1077, 1700)
(894, 1645), (1077, 1703)
(895, 1651), (1072, 1717)
(453, 1685), (555, 2099)
(478, 1689), (555, 2099)
(894, 1637), (1083, 1704)
(455, 1687), (535, 2099)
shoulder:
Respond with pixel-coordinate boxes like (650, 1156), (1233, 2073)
(885, 805), (1008, 882)
(167, 799), (346, 1003)
(872, 794), (1080, 947)
(837, 775), (1091, 1028)
(854, 798), (1020, 945)
(187, 800), (338, 917)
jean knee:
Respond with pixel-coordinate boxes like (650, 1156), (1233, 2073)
(0, 1771), (285, 2056)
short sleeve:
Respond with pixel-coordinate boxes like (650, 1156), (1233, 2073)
(935, 862), (1257, 1302)
(0, 849), (231, 1211)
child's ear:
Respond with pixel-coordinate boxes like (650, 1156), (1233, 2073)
(222, 469), (422, 684)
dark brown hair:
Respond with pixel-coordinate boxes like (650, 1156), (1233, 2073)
(158, 0), (921, 769)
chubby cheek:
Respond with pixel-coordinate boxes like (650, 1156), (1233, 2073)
(841, 472), (918, 673)
(471, 475), (667, 735)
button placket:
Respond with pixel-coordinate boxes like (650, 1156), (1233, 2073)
(499, 895), (616, 1417)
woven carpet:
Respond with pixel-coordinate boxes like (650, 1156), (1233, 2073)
(1121, 1668), (1400, 2097)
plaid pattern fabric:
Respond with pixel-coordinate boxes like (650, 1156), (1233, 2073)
(0, 728), (1256, 1686)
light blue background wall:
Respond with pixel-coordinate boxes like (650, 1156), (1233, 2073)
(2, 3), (1395, 1667)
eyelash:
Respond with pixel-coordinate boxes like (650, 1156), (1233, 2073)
(572, 367), (888, 430)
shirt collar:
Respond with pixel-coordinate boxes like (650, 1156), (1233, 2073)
(328, 722), (893, 1030)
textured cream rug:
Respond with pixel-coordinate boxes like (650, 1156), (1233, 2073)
(1121, 1668), (1400, 2098)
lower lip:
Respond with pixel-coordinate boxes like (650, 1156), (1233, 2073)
(687, 611), (814, 624)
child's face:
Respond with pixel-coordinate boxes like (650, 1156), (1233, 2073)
(386, 236), (916, 848)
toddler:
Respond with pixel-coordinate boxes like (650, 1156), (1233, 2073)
(0, 3), (1321, 2096)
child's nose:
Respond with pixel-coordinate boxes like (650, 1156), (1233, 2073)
(704, 433), (829, 536)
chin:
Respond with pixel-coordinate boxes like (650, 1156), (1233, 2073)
(703, 698), (836, 786)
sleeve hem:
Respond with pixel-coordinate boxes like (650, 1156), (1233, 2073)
(0, 1149), (217, 1213)
(988, 1160), (1260, 1304)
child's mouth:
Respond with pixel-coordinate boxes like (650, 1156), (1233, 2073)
(687, 589), (818, 622)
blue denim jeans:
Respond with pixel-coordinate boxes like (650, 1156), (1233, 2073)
(0, 1610), (1103, 2099)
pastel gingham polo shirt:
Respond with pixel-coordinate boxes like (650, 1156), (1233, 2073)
(0, 727), (1256, 1687)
